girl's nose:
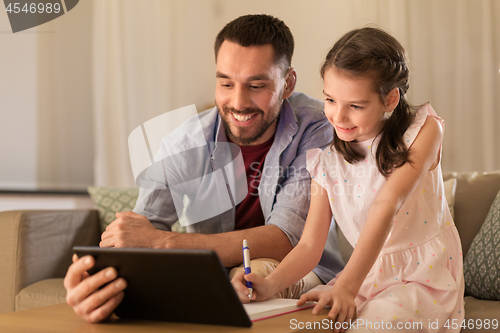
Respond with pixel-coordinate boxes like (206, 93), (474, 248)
(334, 106), (349, 123)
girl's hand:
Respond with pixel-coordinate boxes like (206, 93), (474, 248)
(231, 271), (274, 303)
(297, 285), (356, 333)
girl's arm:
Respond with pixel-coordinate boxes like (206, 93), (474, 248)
(332, 116), (444, 299)
(265, 178), (333, 294)
(231, 178), (333, 301)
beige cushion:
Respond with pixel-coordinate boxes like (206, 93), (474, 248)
(448, 171), (500, 256)
(15, 278), (66, 312)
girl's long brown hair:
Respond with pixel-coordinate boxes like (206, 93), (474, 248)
(321, 27), (416, 178)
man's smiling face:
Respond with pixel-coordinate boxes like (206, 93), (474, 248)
(215, 41), (291, 146)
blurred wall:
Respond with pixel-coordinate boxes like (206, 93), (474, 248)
(0, 0), (93, 190)
(0, 0), (499, 190)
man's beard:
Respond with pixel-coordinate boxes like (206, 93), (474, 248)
(219, 106), (280, 146)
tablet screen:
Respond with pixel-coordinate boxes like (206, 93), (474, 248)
(73, 246), (252, 327)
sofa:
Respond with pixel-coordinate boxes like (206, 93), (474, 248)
(1, 171), (500, 332)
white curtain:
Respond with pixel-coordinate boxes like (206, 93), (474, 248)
(92, 0), (174, 187)
(401, 0), (500, 172)
(92, 0), (218, 187)
(91, 0), (500, 187)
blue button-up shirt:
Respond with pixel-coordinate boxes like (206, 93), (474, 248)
(133, 92), (344, 282)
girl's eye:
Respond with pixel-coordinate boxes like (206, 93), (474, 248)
(325, 98), (335, 104)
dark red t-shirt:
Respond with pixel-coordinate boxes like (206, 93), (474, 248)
(231, 136), (274, 230)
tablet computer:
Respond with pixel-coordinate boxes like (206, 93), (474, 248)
(73, 246), (252, 327)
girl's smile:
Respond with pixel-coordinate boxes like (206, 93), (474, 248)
(335, 125), (358, 132)
(323, 67), (396, 142)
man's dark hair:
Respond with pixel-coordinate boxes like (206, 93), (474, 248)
(214, 14), (294, 69)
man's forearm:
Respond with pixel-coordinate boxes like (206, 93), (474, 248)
(162, 225), (293, 267)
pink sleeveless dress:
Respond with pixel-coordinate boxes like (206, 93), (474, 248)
(306, 104), (464, 332)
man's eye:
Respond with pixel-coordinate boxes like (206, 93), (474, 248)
(352, 104), (363, 110)
(250, 85), (264, 89)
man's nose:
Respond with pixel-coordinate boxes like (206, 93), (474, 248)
(232, 86), (251, 111)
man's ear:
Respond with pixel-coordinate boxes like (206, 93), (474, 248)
(282, 68), (297, 100)
(385, 87), (400, 112)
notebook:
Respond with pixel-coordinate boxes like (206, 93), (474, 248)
(243, 298), (315, 321)
(73, 246), (314, 327)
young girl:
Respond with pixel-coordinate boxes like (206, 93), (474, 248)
(232, 27), (464, 333)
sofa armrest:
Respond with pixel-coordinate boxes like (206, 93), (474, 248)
(0, 210), (100, 314)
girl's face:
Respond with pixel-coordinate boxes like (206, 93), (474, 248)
(323, 67), (393, 142)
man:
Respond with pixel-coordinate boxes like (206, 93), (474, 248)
(64, 14), (344, 323)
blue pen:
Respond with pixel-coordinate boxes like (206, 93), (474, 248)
(242, 239), (252, 299)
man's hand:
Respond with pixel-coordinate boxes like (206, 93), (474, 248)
(100, 212), (293, 267)
(100, 211), (172, 248)
(64, 254), (127, 323)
